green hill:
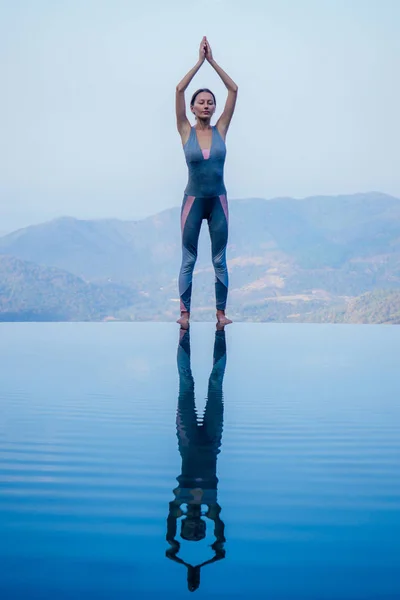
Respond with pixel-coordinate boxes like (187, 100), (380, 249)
(300, 290), (400, 324)
(0, 254), (141, 321)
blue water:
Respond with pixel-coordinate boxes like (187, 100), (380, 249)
(0, 323), (399, 599)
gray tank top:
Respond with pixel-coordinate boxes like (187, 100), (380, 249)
(183, 126), (227, 197)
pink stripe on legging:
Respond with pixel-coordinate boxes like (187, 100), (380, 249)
(219, 194), (229, 224)
(181, 195), (195, 232)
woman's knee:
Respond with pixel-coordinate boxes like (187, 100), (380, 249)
(212, 255), (227, 273)
(182, 252), (197, 273)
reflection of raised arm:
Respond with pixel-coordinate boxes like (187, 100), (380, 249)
(166, 529), (225, 595)
(166, 544), (186, 564)
(206, 502), (226, 546)
(166, 500), (183, 545)
(176, 37), (207, 143)
(165, 500), (184, 562)
(198, 549), (226, 569)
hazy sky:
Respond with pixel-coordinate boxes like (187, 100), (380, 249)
(1, 0), (399, 232)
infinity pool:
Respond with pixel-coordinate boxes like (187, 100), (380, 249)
(1, 323), (399, 599)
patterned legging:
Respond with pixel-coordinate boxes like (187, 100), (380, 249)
(178, 194), (229, 312)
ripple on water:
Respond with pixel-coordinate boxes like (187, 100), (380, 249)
(1, 323), (400, 599)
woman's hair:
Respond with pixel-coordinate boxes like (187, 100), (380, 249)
(190, 88), (216, 107)
(181, 516), (206, 542)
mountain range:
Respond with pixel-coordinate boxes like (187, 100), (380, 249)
(1, 192), (399, 323)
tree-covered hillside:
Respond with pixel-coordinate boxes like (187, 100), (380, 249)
(0, 254), (142, 321)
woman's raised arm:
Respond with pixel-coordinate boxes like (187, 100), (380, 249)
(176, 37), (207, 143)
(204, 38), (238, 140)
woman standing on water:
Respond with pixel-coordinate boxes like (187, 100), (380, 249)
(176, 36), (238, 329)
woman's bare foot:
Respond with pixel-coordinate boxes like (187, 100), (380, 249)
(216, 310), (232, 327)
(176, 311), (190, 330)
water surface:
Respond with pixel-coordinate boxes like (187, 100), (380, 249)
(1, 323), (399, 599)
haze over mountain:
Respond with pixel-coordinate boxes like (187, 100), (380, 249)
(1, 192), (399, 322)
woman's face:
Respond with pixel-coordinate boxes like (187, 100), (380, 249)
(191, 92), (216, 120)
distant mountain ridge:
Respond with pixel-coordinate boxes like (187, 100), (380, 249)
(2, 192), (399, 282)
(1, 192), (399, 322)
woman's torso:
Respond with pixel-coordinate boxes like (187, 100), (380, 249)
(183, 126), (227, 197)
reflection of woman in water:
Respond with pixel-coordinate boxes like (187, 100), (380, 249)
(176, 36), (238, 329)
(166, 327), (227, 592)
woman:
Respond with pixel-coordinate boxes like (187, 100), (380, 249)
(176, 36), (238, 329)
